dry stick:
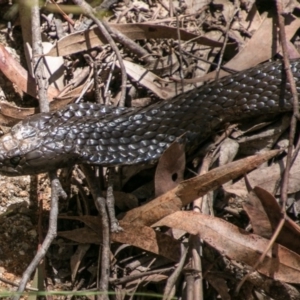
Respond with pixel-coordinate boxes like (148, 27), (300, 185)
(31, 0), (49, 112)
(72, 0), (127, 107)
(13, 172), (66, 300)
(36, 198), (45, 292)
(235, 2), (300, 294)
(104, 25), (151, 63)
(94, 60), (101, 103)
(71, 3), (126, 294)
(173, 7), (203, 298)
(184, 270), (195, 300)
(50, 0), (76, 26)
(189, 155), (213, 300)
(235, 218), (285, 295)
(190, 237), (204, 297)
(0, 277), (38, 292)
(128, 258), (157, 297)
(163, 245), (188, 300)
(111, 266), (174, 285)
(247, 271), (300, 300)
(276, 1), (300, 205)
(215, 7), (238, 81)
(189, 135), (231, 298)
(184, 50), (237, 74)
(106, 168), (123, 232)
(104, 55), (116, 105)
(175, 12), (185, 92)
(81, 165), (110, 300)
(14, 1), (57, 297)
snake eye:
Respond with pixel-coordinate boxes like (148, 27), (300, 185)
(10, 156), (21, 167)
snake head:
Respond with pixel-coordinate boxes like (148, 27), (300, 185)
(0, 120), (45, 175)
(0, 115), (79, 176)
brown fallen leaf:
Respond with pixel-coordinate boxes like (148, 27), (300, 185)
(238, 4), (262, 33)
(122, 150), (281, 226)
(205, 274), (231, 300)
(184, 12), (300, 84)
(58, 216), (181, 262)
(0, 44), (59, 101)
(125, 274), (168, 287)
(117, 60), (174, 100)
(70, 244), (90, 282)
(46, 23), (226, 57)
(102, 190), (139, 210)
(243, 191), (273, 239)
(222, 13), (300, 71)
(0, 87), (83, 125)
(226, 153), (300, 197)
(245, 186), (300, 255)
(154, 137), (186, 197)
(154, 211), (300, 284)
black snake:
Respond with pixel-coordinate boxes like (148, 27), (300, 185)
(0, 59), (298, 176)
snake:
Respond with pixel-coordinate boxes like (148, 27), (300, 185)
(0, 59), (298, 176)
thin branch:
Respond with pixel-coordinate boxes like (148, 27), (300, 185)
(81, 165), (110, 300)
(31, 0), (49, 112)
(276, 0), (300, 210)
(14, 172), (66, 300)
(72, 0), (127, 107)
(235, 1), (300, 294)
(163, 244), (188, 300)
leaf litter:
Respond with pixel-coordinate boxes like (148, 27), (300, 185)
(1, 0), (300, 299)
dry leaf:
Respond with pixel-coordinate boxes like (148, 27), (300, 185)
(238, 4), (262, 32)
(206, 274), (231, 300)
(245, 187), (300, 255)
(221, 12), (300, 73)
(118, 60), (174, 99)
(102, 190), (139, 210)
(243, 190), (273, 238)
(184, 12), (300, 84)
(122, 150), (281, 226)
(0, 93), (77, 125)
(58, 216), (181, 262)
(155, 137), (186, 197)
(226, 152), (300, 197)
(70, 244), (90, 282)
(46, 23), (226, 57)
(213, 0), (236, 23)
(155, 211), (300, 283)
(0, 44), (59, 101)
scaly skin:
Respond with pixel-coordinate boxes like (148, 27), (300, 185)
(0, 59), (298, 176)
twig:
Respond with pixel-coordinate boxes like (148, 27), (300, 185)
(175, 12), (184, 92)
(14, 172), (66, 300)
(0, 276), (38, 292)
(235, 1), (300, 294)
(111, 266), (174, 285)
(106, 168), (123, 232)
(31, 0), (49, 112)
(104, 25), (152, 63)
(163, 244), (188, 300)
(276, 0), (300, 208)
(72, 0), (127, 107)
(14, 1), (60, 297)
(190, 236), (203, 300)
(93, 60), (101, 103)
(81, 165), (110, 300)
(50, 0), (76, 26)
(234, 218), (285, 295)
(215, 7), (239, 81)
(104, 55), (116, 105)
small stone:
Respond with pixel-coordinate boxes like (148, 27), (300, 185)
(27, 229), (37, 238)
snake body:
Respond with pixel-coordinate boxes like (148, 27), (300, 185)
(0, 60), (299, 176)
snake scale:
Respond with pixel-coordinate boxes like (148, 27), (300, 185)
(0, 59), (299, 176)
